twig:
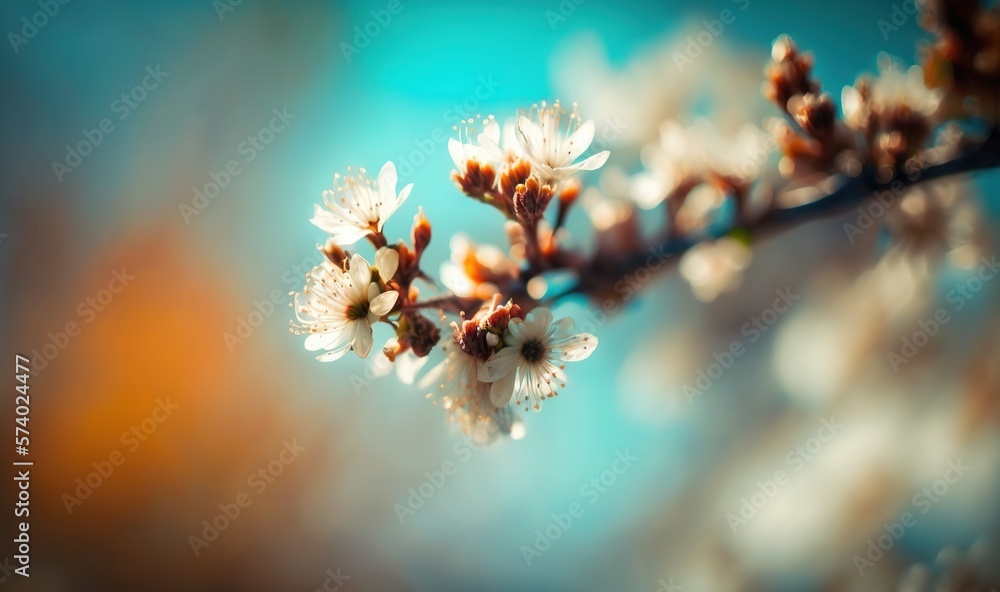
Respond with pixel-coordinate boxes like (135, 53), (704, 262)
(562, 126), (1000, 299)
(402, 294), (481, 314)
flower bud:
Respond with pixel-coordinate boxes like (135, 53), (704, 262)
(320, 238), (347, 269)
(513, 176), (555, 225)
(555, 179), (581, 229)
(790, 92), (836, 139)
(764, 34), (819, 111)
(771, 34), (797, 62)
(383, 337), (402, 362)
(453, 159), (496, 197)
(411, 207), (432, 259)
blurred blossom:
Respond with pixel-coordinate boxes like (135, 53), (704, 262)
(632, 120), (769, 209)
(680, 236), (752, 302)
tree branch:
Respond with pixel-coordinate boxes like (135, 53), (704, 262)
(565, 126), (1000, 299)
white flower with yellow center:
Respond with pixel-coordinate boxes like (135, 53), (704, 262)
(478, 308), (598, 411)
(448, 115), (505, 171)
(311, 161), (412, 245)
(292, 248), (399, 361)
(515, 100), (610, 183)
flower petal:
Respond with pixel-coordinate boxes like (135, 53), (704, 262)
(489, 369), (516, 407)
(304, 331), (337, 351)
(310, 206), (372, 245)
(375, 247), (399, 283)
(573, 150), (610, 172)
(316, 341), (351, 362)
(351, 321), (374, 358)
(368, 290), (398, 318)
(396, 352), (429, 385)
(478, 347), (521, 383)
(348, 253), (372, 289)
(553, 333), (598, 362)
(505, 318), (526, 346)
(310, 204), (341, 232)
(515, 115), (543, 158)
(367, 282), (381, 304)
(548, 316), (576, 339)
(524, 307), (553, 338)
(448, 137), (466, 169)
(564, 119), (595, 162)
(379, 183), (412, 229)
(481, 117), (501, 148)
(377, 161), (398, 204)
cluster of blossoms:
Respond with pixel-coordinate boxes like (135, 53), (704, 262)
(295, 1), (999, 441)
(293, 100), (604, 441)
(921, 0), (1000, 123)
(626, 8), (996, 303)
(762, 34), (944, 183)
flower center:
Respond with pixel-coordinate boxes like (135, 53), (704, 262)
(521, 340), (545, 362)
(346, 301), (370, 320)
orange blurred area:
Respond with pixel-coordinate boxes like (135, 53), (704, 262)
(3, 209), (347, 590)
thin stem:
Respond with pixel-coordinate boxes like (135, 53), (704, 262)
(402, 294), (480, 314)
(368, 231), (388, 249)
(522, 219), (544, 277)
(485, 188), (516, 220)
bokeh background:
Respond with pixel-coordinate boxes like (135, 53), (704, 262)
(1, 0), (999, 590)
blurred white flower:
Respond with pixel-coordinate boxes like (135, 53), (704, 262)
(841, 55), (942, 131)
(440, 234), (518, 299)
(515, 100), (610, 182)
(679, 236), (752, 302)
(633, 120), (769, 209)
(420, 339), (521, 442)
(478, 307), (598, 411)
(311, 161), (413, 245)
(551, 31), (770, 151)
(292, 249), (399, 361)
